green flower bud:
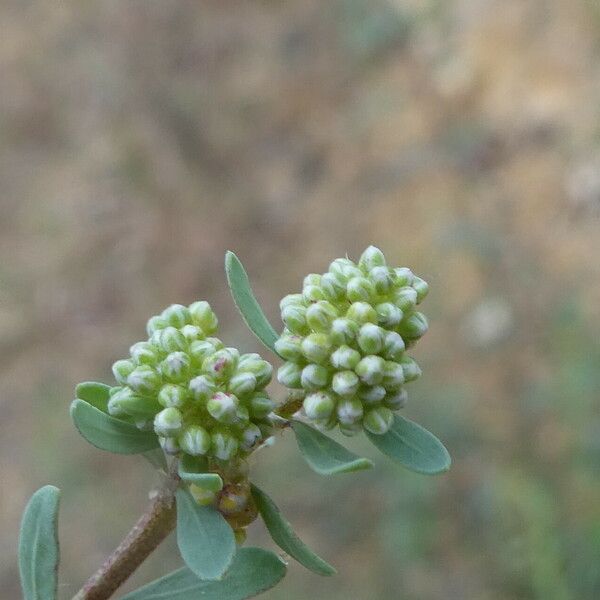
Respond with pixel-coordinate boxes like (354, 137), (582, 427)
(329, 257), (356, 278)
(161, 304), (192, 328)
(179, 425), (211, 456)
(127, 366), (161, 396)
(363, 406), (393, 435)
(303, 273), (322, 287)
(158, 384), (189, 408)
(211, 431), (239, 461)
(359, 384), (386, 405)
(393, 287), (418, 312)
(303, 284), (325, 303)
(301, 333), (332, 364)
(359, 245), (386, 272)
(346, 302), (378, 325)
(394, 267), (414, 287)
(320, 271), (346, 301)
(154, 407), (183, 436)
(332, 370), (359, 397)
(306, 301), (338, 333)
(202, 349), (238, 382)
(336, 397), (363, 425)
(277, 362), (303, 388)
(399, 312), (429, 339)
(357, 323), (385, 355)
(181, 324), (204, 342)
(146, 315), (168, 336)
(249, 392), (275, 419)
(160, 352), (191, 383)
(188, 375), (216, 402)
(369, 266), (394, 294)
(329, 318), (359, 346)
(159, 436), (180, 455)
(355, 355), (385, 385)
(189, 484), (217, 506)
(234, 405), (250, 428)
(109, 387), (156, 417)
(130, 342), (161, 366)
(112, 359), (135, 385)
(411, 276), (429, 303)
(330, 345), (361, 370)
(274, 334), (303, 361)
(155, 327), (188, 354)
(189, 340), (218, 364)
(281, 304), (308, 335)
(228, 372), (257, 397)
(207, 392), (239, 424)
(237, 355), (272, 388)
(301, 364), (329, 391)
(279, 293), (305, 311)
(384, 388), (408, 410)
(375, 302), (403, 328)
(206, 337), (225, 351)
(382, 331), (406, 361)
(240, 423), (262, 451)
(339, 421), (363, 437)
(346, 276), (375, 303)
(401, 356), (422, 382)
(303, 391), (335, 420)
(189, 301), (218, 334)
(382, 361), (405, 390)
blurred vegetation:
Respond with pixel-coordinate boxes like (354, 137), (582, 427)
(1, 1), (599, 599)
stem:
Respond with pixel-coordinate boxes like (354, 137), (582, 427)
(72, 483), (177, 600)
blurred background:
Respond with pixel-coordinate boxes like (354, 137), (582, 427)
(1, 1), (599, 598)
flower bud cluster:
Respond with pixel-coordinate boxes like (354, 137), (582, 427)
(108, 301), (276, 461)
(275, 246), (428, 436)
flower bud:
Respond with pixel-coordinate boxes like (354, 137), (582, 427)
(109, 388), (158, 418)
(160, 352), (191, 383)
(181, 324), (204, 342)
(382, 331), (406, 361)
(249, 392), (275, 419)
(189, 301), (218, 334)
(330, 345), (361, 370)
(375, 302), (403, 328)
(346, 277), (375, 303)
(329, 318), (359, 346)
(240, 424), (262, 451)
(202, 349), (238, 382)
(188, 375), (216, 402)
(161, 304), (192, 328)
(234, 405), (250, 428)
(279, 294), (304, 311)
(189, 484), (217, 506)
(237, 355), (272, 388)
(159, 436), (180, 455)
(357, 323), (385, 355)
(146, 315), (168, 336)
(332, 370), (359, 397)
(339, 421), (363, 437)
(155, 327), (188, 354)
(228, 372), (257, 397)
(127, 366), (162, 395)
(129, 342), (161, 366)
(384, 388), (408, 410)
(359, 384), (386, 405)
(281, 304), (308, 335)
(363, 406), (393, 435)
(411, 276), (429, 303)
(401, 356), (422, 382)
(274, 334), (303, 361)
(179, 425), (211, 456)
(303, 391), (335, 420)
(359, 245), (387, 272)
(336, 398), (363, 425)
(394, 267), (414, 287)
(393, 287), (418, 312)
(346, 302), (377, 325)
(301, 333), (332, 364)
(207, 392), (239, 423)
(382, 361), (405, 390)
(158, 384), (189, 408)
(301, 364), (329, 391)
(355, 355), (385, 385)
(278, 362), (302, 391)
(189, 340), (218, 364)
(303, 284), (325, 303)
(306, 301), (338, 333)
(211, 431), (239, 461)
(154, 407), (183, 436)
(369, 266), (394, 294)
(303, 273), (322, 287)
(399, 312), (429, 340)
(112, 359), (136, 385)
(329, 257), (356, 278)
(320, 271), (346, 301)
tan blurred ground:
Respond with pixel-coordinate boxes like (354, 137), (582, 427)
(1, 1), (599, 599)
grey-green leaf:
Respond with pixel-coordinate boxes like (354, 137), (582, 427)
(366, 414), (451, 475)
(121, 547), (287, 600)
(178, 455), (223, 492)
(176, 489), (235, 581)
(251, 484), (336, 576)
(70, 399), (159, 454)
(75, 381), (111, 412)
(225, 251), (278, 352)
(18, 485), (61, 600)
(291, 420), (374, 475)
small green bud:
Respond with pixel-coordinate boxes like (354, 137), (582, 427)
(211, 431), (239, 461)
(274, 334), (303, 361)
(109, 387), (155, 417)
(393, 287), (418, 312)
(303, 273), (322, 287)
(237, 355), (272, 388)
(189, 484), (217, 506)
(188, 375), (216, 402)
(346, 276), (375, 303)
(411, 276), (429, 303)
(303, 284), (325, 303)
(359, 245), (386, 272)
(329, 257), (356, 278)
(179, 425), (211, 456)
(332, 370), (359, 397)
(384, 388), (408, 410)
(189, 340), (218, 364)
(369, 266), (394, 294)
(301, 333), (332, 364)
(301, 364), (329, 391)
(112, 359), (136, 386)
(320, 271), (346, 301)
(181, 324), (204, 342)
(160, 351), (191, 383)
(159, 436), (180, 455)
(375, 302), (403, 328)
(206, 337), (225, 351)
(359, 384), (386, 405)
(127, 366), (162, 395)
(339, 421), (363, 437)
(355, 355), (385, 385)
(154, 407), (183, 436)
(394, 267), (414, 287)
(357, 323), (385, 354)
(330, 345), (361, 370)
(363, 406), (393, 434)
(202, 349), (238, 382)
(234, 405), (250, 428)
(336, 397), (363, 425)
(129, 342), (161, 366)
(329, 318), (359, 346)
(279, 294), (305, 311)
(281, 304), (308, 335)
(277, 362), (303, 388)
(249, 392), (275, 419)
(303, 391), (335, 420)
(240, 423), (262, 451)
(228, 372), (257, 397)
(382, 331), (406, 361)
(401, 356), (422, 382)
(207, 392), (239, 423)
(146, 315), (168, 336)
(189, 301), (218, 334)
(306, 300), (338, 333)
(382, 361), (405, 390)
(399, 312), (429, 340)
(155, 327), (188, 354)
(346, 302), (378, 325)
(158, 384), (189, 408)
(161, 304), (192, 328)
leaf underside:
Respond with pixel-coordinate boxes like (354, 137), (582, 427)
(75, 381), (111, 412)
(177, 455), (223, 492)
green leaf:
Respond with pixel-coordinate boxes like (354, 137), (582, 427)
(178, 455), (223, 492)
(225, 251), (278, 352)
(251, 484), (336, 576)
(366, 414), (451, 475)
(121, 547), (287, 600)
(176, 489), (236, 581)
(70, 399), (159, 454)
(291, 420), (374, 475)
(18, 485), (61, 600)
(75, 381), (111, 412)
